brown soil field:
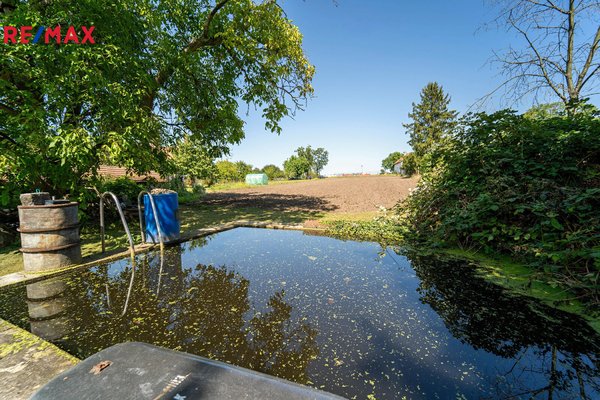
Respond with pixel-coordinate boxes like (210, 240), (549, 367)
(201, 175), (419, 216)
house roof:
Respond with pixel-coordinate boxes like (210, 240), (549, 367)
(98, 165), (166, 182)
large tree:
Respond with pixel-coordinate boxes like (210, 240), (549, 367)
(293, 145), (328, 177)
(0, 0), (314, 205)
(489, 0), (600, 109)
(283, 155), (310, 180)
(311, 147), (328, 177)
(171, 137), (218, 182)
(403, 82), (457, 169)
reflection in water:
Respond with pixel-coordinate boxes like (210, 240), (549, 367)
(405, 252), (600, 399)
(0, 228), (598, 399)
(26, 278), (70, 341)
(19, 248), (319, 385)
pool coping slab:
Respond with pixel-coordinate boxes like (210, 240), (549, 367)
(0, 220), (325, 290)
(0, 319), (79, 400)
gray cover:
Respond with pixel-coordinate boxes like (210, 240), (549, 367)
(31, 342), (344, 400)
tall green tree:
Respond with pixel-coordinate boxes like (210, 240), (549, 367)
(404, 82), (457, 170)
(283, 155), (310, 180)
(0, 0), (314, 206)
(215, 160), (239, 182)
(172, 138), (218, 182)
(234, 161), (253, 180)
(293, 145), (328, 177)
(295, 146), (314, 168)
(312, 147), (329, 177)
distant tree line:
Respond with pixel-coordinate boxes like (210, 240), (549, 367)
(283, 146), (329, 180)
(212, 160), (285, 182)
(177, 144), (329, 185)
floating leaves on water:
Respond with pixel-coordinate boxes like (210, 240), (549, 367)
(0, 227), (597, 400)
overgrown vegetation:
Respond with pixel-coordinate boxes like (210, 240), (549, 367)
(404, 108), (600, 307)
(329, 104), (600, 310)
(325, 209), (403, 244)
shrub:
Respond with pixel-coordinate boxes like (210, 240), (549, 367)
(215, 161), (238, 182)
(283, 155), (311, 179)
(401, 110), (600, 306)
(262, 164), (285, 180)
(191, 183), (206, 195)
(326, 208), (404, 244)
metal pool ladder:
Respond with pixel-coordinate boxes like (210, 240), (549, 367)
(99, 191), (136, 259)
(137, 191), (165, 251)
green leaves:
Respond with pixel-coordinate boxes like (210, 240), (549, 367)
(404, 82), (458, 173)
(400, 109), (600, 307)
(283, 155), (311, 180)
(281, 146), (329, 179)
(0, 0), (314, 206)
(549, 218), (564, 231)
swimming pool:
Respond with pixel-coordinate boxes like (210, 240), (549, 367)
(0, 227), (598, 399)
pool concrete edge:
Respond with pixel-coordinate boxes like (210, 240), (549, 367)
(0, 220), (325, 289)
(0, 319), (79, 400)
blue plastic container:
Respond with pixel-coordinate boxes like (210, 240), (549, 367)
(144, 193), (180, 243)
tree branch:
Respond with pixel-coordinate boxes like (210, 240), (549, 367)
(565, 0), (576, 98)
(575, 25), (600, 92)
(143, 0), (230, 109)
(509, 12), (568, 102)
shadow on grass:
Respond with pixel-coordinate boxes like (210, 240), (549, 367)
(197, 192), (338, 214)
(180, 203), (328, 231)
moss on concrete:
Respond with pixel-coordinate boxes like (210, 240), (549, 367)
(0, 319), (79, 399)
(0, 320), (79, 364)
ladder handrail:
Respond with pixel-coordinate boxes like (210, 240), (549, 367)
(121, 257), (137, 317)
(99, 191), (135, 259)
(137, 191), (165, 251)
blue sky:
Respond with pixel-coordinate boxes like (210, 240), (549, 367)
(226, 0), (548, 175)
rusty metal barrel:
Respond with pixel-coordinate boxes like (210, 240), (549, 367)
(18, 201), (82, 272)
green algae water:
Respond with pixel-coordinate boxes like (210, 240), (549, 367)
(0, 228), (598, 399)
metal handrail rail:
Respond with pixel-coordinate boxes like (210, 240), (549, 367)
(99, 191), (135, 259)
(156, 249), (165, 297)
(137, 191), (165, 251)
